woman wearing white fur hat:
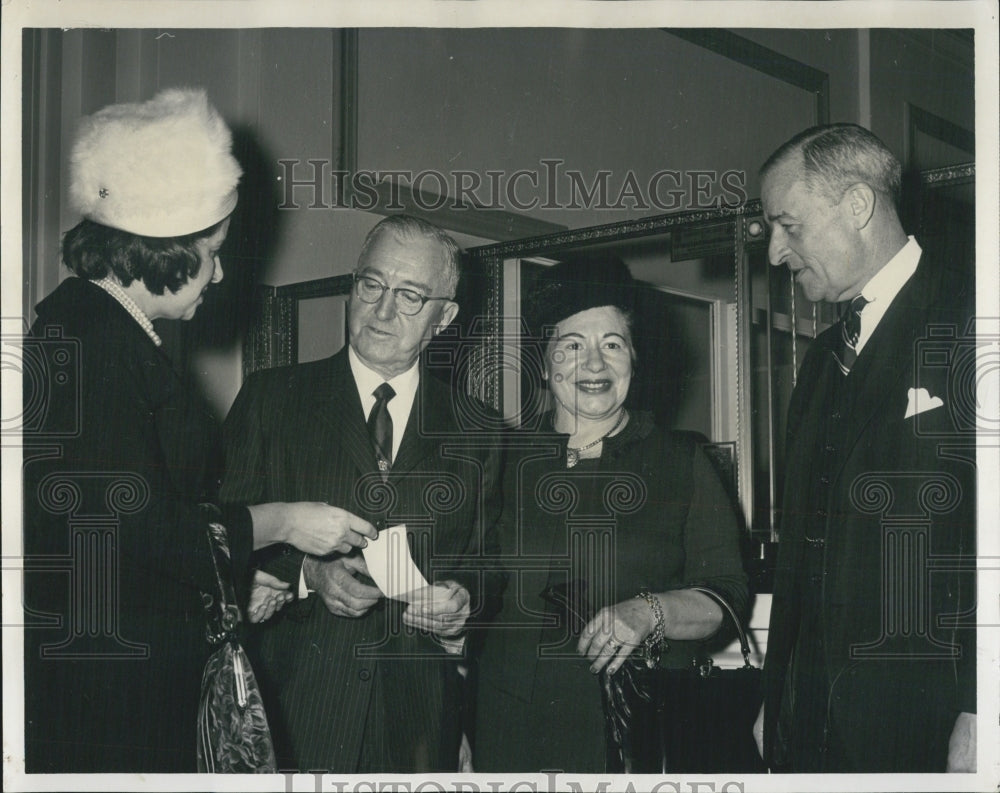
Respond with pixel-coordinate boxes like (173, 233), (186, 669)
(22, 88), (376, 772)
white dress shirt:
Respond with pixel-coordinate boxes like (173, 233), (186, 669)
(854, 236), (921, 355)
(299, 348), (420, 598)
(348, 345), (420, 462)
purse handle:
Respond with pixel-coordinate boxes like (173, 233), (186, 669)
(687, 586), (756, 670)
(198, 504), (242, 646)
(542, 580), (756, 670)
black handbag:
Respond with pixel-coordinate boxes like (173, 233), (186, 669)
(542, 582), (765, 774)
(196, 518), (277, 773)
(629, 586), (765, 774)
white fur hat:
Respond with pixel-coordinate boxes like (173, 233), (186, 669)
(68, 88), (241, 237)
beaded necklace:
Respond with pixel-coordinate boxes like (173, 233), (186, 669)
(565, 408), (627, 468)
(94, 277), (162, 347)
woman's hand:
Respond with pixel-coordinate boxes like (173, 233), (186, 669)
(577, 597), (654, 675)
(247, 569), (293, 623)
(578, 589), (725, 675)
(249, 502), (378, 556)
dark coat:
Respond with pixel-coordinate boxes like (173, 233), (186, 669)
(22, 278), (253, 772)
(762, 256), (977, 772)
(474, 412), (748, 772)
(220, 347), (504, 772)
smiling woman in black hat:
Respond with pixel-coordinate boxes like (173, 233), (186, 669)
(473, 254), (749, 772)
(22, 88), (376, 773)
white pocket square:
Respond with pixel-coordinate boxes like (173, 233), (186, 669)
(905, 387), (944, 419)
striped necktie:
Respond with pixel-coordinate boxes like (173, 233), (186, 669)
(367, 382), (396, 471)
(835, 294), (869, 375)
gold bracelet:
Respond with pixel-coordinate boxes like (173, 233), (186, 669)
(636, 590), (668, 668)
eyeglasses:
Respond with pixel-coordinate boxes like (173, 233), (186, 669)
(352, 273), (452, 316)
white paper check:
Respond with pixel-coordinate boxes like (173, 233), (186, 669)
(361, 523), (430, 602)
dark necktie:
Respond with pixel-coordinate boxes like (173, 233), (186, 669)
(835, 294), (869, 375)
(367, 382), (396, 471)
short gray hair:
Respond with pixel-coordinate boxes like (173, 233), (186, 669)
(761, 123), (902, 210)
(357, 214), (461, 297)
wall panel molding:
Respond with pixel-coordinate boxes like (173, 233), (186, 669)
(664, 29), (830, 125)
(904, 102), (975, 168)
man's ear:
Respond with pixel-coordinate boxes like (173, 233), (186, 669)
(842, 182), (876, 230)
(434, 300), (459, 334)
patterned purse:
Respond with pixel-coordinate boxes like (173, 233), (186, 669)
(196, 518), (277, 773)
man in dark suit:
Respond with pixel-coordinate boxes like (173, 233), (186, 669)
(221, 215), (503, 772)
(753, 124), (976, 772)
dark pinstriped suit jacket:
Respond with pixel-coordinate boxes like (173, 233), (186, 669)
(762, 256), (976, 771)
(220, 347), (503, 772)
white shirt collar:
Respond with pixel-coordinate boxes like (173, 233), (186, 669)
(854, 236), (921, 354)
(348, 345), (419, 460)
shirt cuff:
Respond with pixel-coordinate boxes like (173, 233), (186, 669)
(298, 564), (312, 600)
(435, 634), (467, 656)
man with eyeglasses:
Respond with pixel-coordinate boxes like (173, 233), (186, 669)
(221, 214), (503, 773)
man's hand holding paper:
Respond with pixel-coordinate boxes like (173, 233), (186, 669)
(402, 581), (471, 637)
(362, 523), (471, 648)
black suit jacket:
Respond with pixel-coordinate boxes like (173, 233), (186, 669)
(762, 254), (976, 771)
(221, 347), (503, 771)
(22, 278), (253, 772)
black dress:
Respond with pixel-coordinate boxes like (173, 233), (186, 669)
(474, 411), (747, 772)
(22, 278), (253, 772)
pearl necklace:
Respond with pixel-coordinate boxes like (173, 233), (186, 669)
(94, 277), (162, 347)
(566, 408), (627, 468)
